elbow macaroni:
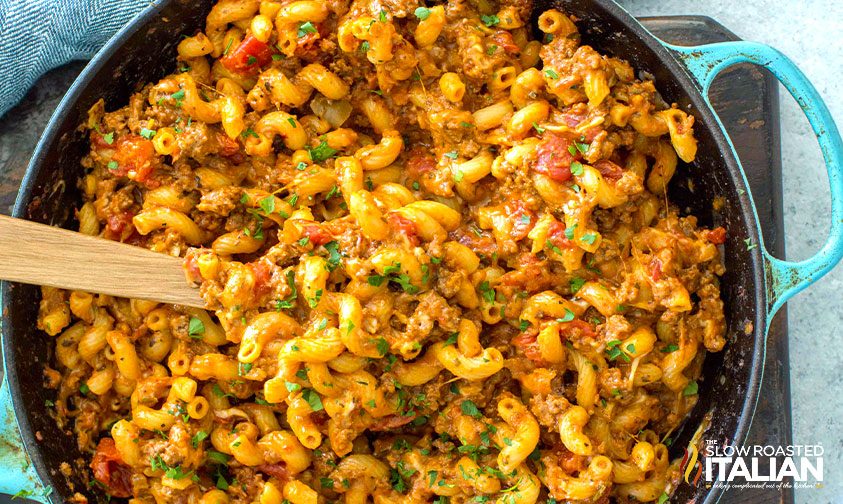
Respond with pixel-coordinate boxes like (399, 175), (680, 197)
(45, 3), (726, 504)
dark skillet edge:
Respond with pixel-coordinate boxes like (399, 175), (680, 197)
(576, 2), (768, 502)
(4, 0), (186, 501)
(3, 0), (768, 502)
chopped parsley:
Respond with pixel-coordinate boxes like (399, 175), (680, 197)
(570, 277), (586, 294)
(460, 400), (482, 418)
(480, 14), (499, 27)
(324, 240), (342, 271)
(207, 450), (230, 465)
(107, 161), (118, 170)
(544, 68), (559, 80)
(297, 21), (318, 38)
(581, 232), (598, 245)
(545, 240), (563, 256)
(285, 381), (301, 392)
(390, 461), (417, 492)
(275, 269), (298, 310)
(605, 340), (631, 363)
(188, 317), (205, 339)
(139, 128), (156, 140)
(478, 281), (496, 304)
(570, 161), (584, 176)
(308, 140), (338, 162)
(683, 381), (699, 396)
(258, 195), (275, 215)
(191, 430), (208, 448)
(302, 388), (324, 411)
(661, 344), (680, 353)
(557, 308), (575, 323)
(414, 7), (431, 20)
(307, 288), (323, 308)
(374, 337), (390, 356)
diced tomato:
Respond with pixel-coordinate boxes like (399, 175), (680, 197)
(183, 250), (203, 283)
(594, 159), (624, 181)
(220, 35), (275, 74)
(559, 109), (602, 142)
(217, 131), (241, 157)
(512, 330), (544, 364)
(546, 220), (576, 250)
(90, 438), (132, 498)
(531, 133), (578, 182)
(407, 149), (437, 175)
(248, 261), (272, 299)
(110, 134), (156, 183)
(301, 223), (332, 246)
(257, 463), (290, 482)
(103, 211), (135, 241)
(370, 414), (417, 431)
(558, 320), (597, 340)
(295, 31), (320, 57)
(388, 213), (419, 245)
(560, 111), (587, 128)
(505, 200), (536, 241)
(649, 258), (663, 281)
(455, 228), (497, 257)
(492, 31), (520, 54)
(704, 227), (727, 245)
(556, 446), (587, 473)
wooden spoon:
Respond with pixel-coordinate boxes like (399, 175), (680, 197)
(0, 215), (206, 308)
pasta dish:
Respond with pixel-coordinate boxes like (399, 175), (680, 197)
(36, 0), (728, 502)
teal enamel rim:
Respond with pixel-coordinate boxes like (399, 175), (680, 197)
(0, 376), (48, 502)
(666, 41), (843, 327)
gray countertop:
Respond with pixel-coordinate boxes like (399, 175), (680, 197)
(617, 1), (843, 503)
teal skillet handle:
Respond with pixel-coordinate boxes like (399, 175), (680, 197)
(666, 41), (843, 324)
(0, 377), (48, 501)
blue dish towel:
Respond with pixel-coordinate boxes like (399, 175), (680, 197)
(0, 0), (155, 118)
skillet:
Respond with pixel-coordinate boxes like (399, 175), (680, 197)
(0, 0), (840, 501)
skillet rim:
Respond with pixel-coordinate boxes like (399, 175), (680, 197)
(3, 0), (768, 502)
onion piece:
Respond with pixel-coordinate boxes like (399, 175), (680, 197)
(310, 95), (353, 128)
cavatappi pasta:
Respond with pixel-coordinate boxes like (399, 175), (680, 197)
(39, 1), (729, 502)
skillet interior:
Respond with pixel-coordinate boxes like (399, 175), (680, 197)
(4, 0), (766, 502)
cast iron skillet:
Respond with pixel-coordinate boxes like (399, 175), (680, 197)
(1, 0), (841, 502)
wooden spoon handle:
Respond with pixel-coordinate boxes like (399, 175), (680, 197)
(0, 215), (205, 308)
